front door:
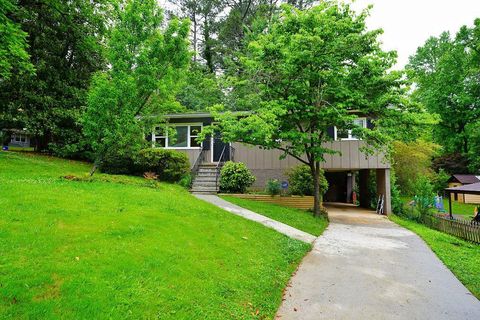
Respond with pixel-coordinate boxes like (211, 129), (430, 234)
(212, 133), (230, 163)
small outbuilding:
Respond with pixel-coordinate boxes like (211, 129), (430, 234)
(445, 182), (480, 218)
(447, 174), (480, 204)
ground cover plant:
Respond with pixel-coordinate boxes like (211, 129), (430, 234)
(0, 152), (311, 319)
(391, 215), (480, 299)
(220, 196), (328, 236)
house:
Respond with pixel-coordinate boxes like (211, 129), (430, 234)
(2, 129), (32, 148)
(153, 112), (392, 214)
(447, 174), (480, 204)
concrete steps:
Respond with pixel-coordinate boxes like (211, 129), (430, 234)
(191, 163), (220, 194)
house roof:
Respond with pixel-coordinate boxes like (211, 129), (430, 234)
(445, 182), (480, 195)
(449, 174), (480, 184)
(164, 111), (251, 119)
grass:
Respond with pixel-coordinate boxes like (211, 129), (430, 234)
(220, 196), (328, 236)
(390, 215), (480, 299)
(401, 195), (477, 219)
(0, 151), (311, 319)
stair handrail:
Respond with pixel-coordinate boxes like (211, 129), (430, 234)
(191, 145), (206, 182)
(215, 145), (229, 191)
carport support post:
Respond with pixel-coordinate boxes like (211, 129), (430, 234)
(376, 169), (392, 215)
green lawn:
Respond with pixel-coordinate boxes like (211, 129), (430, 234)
(220, 196), (328, 236)
(0, 152), (311, 319)
(401, 195), (477, 219)
(390, 215), (480, 299)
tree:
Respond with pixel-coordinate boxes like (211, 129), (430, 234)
(206, 3), (427, 217)
(83, 0), (190, 175)
(0, 0), (33, 80)
(392, 140), (440, 195)
(0, 0), (110, 156)
(408, 19), (480, 171)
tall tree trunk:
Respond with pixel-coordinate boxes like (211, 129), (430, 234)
(311, 161), (327, 218)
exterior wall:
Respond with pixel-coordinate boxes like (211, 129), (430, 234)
(448, 182), (464, 202)
(464, 194), (480, 204)
(231, 140), (389, 171)
(8, 133), (31, 147)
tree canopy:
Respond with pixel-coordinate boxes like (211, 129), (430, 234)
(83, 0), (190, 174)
(408, 19), (480, 172)
(205, 3), (429, 216)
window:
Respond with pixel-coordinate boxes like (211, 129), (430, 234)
(153, 124), (202, 149)
(190, 126), (201, 147)
(170, 126), (188, 148)
(154, 127), (166, 147)
(335, 118), (367, 141)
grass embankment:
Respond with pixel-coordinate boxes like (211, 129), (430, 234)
(220, 196), (328, 236)
(391, 215), (480, 299)
(0, 152), (311, 319)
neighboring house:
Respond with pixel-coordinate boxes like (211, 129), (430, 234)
(153, 112), (392, 214)
(447, 174), (480, 204)
(2, 129), (32, 148)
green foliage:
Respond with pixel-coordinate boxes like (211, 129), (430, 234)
(0, 0), (111, 155)
(0, 0), (33, 80)
(407, 19), (480, 171)
(432, 169), (450, 194)
(99, 145), (137, 175)
(392, 140), (440, 195)
(134, 148), (190, 182)
(0, 152), (311, 318)
(265, 179), (281, 196)
(287, 165), (328, 197)
(176, 63), (224, 111)
(390, 169), (405, 216)
(83, 0), (190, 171)
(208, 3), (429, 216)
(219, 161), (256, 193)
(413, 176), (435, 217)
(178, 173), (193, 189)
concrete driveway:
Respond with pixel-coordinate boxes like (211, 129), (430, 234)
(277, 203), (480, 320)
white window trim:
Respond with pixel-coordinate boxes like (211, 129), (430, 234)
(334, 118), (367, 141)
(153, 123), (203, 149)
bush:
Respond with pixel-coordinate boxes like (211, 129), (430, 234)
(100, 146), (137, 174)
(265, 179), (281, 196)
(287, 164), (328, 196)
(178, 174), (192, 189)
(413, 176), (435, 218)
(134, 148), (190, 182)
(219, 161), (256, 193)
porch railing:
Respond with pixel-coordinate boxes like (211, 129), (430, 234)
(191, 145), (206, 183)
(215, 145), (235, 191)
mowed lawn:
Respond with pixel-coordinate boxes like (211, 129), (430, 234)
(220, 196), (328, 236)
(0, 152), (311, 319)
(391, 215), (480, 299)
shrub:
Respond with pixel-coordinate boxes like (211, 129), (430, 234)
(265, 179), (281, 196)
(413, 176), (435, 218)
(178, 174), (192, 189)
(219, 161), (256, 193)
(100, 146), (137, 174)
(287, 164), (328, 196)
(134, 148), (190, 182)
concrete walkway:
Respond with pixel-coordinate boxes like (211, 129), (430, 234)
(193, 194), (316, 243)
(277, 203), (480, 320)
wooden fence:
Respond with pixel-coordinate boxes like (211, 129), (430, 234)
(224, 194), (314, 210)
(422, 214), (480, 244)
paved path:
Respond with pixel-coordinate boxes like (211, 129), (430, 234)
(193, 194), (316, 243)
(277, 203), (480, 319)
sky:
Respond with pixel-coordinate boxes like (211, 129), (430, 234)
(348, 0), (480, 69)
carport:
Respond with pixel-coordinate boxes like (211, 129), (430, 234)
(445, 182), (480, 219)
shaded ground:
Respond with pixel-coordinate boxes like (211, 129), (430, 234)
(277, 203), (480, 320)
